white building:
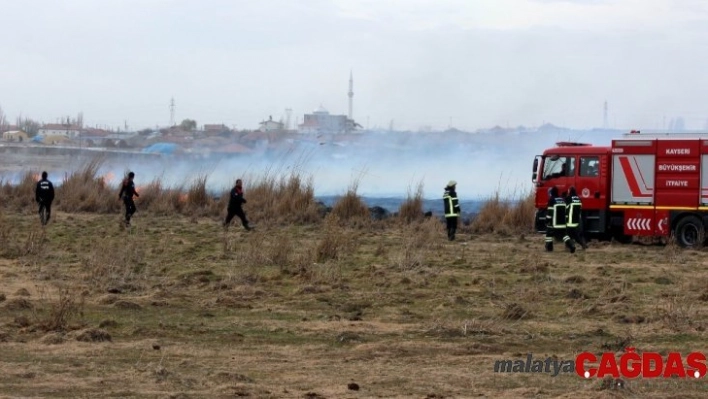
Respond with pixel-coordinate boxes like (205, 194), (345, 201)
(2, 130), (30, 142)
(38, 124), (82, 138)
(258, 116), (285, 132)
(298, 106), (356, 135)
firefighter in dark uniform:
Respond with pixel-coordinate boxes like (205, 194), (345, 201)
(35, 171), (55, 225)
(118, 171), (139, 227)
(545, 186), (576, 253)
(443, 180), (461, 241)
(565, 186), (588, 250)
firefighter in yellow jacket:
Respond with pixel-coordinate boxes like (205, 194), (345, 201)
(565, 186), (588, 250)
(545, 186), (576, 253)
(443, 180), (461, 241)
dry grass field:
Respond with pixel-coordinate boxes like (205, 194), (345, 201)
(1, 160), (708, 399)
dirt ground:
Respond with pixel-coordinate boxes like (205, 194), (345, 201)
(1, 210), (707, 399)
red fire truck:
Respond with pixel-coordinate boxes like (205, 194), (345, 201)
(532, 130), (708, 248)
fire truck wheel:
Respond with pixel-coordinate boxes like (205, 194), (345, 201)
(674, 215), (705, 249)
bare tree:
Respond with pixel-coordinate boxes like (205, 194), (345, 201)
(16, 115), (41, 137)
(180, 119), (197, 131)
(0, 105), (8, 133)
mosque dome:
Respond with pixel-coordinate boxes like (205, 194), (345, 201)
(314, 105), (329, 114)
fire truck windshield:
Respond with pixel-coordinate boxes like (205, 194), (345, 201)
(542, 156), (571, 180)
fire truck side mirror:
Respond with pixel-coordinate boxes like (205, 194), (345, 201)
(532, 155), (541, 182)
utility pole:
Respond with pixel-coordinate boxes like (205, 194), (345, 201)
(169, 97), (176, 127)
(348, 70), (354, 121)
(285, 108), (292, 130)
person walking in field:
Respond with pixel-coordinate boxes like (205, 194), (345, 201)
(223, 179), (252, 231)
(35, 171), (55, 226)
(545, 186), (576, 253)
(565, 186), (588, 250)
(118, 171), (139, 227)
(443, 180), (461, 241)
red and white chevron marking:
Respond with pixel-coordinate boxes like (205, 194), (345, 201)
(626, 217), (651, 231)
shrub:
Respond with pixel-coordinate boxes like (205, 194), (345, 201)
(33, 286), (84, 332)
(470, 190), (534, 235)
(56, 157), (118, 213)
(398, 181), (424, 224)
(245, 171), (320, 226)
(315, 214), (359, 262)
(330, 179), (369, 224)
(186, 174), (209, 210)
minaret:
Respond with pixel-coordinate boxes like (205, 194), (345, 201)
(348, 70), (354, 120)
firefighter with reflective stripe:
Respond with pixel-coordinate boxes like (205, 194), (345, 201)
(545, 186), (575, 253)
(565, 186), (588, 250)
(443, 180), (461, 241)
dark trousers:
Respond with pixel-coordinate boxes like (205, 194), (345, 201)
(545, 226), (554, 251)
(446, 216), (458, 241)
(225, 206), (249, 229)
(38, 201), (52, 222)
(567, 226), (587, 249)
(123, 197), (136, 222)
(546, 226), (576, 252)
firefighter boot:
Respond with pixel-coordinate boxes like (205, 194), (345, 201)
(544, 237), (553, 252)
(563, 235), (576, 254)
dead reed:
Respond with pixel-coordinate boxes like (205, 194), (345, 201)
(398, 181), (424, 223)
(55, 157), (118, 213)
(315, 214), (359, 262)
(0, 154), (538, 234)
(82, 235), (147, 293)
(470, 190), (535, 235)
(239, 171), (321, 226)
(330, 179), (369, 225)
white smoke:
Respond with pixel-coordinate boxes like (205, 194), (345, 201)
(1, 128), (624, 201)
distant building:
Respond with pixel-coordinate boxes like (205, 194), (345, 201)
(204, 124), (229, 134)
(81, 128), (110, 138)
(0, 125), (19, 134)
(102, 131), (140, 148)
(298, 106), (357, 135)
(162, 125), (193, 138)
(41, 135), (73, 145)
(38, 124), (82, 138)
(259, 116), (285, 132)
(2, 130), (29, 142)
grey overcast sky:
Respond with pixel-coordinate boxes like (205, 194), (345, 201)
(1, 0), (708, 132)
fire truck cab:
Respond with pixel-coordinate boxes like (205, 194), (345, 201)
(532, 141), (625, 243)
(532, 130), (708, 248)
